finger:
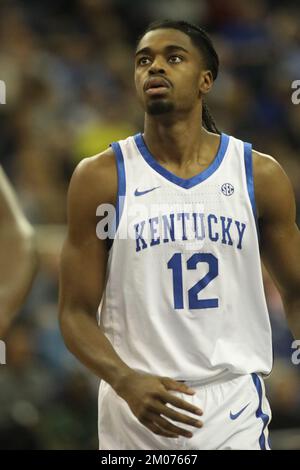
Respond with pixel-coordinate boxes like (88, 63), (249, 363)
(161, 391), (203, 416)
(150, 413), (194, 438)
(147, 421), (180, 439)
(161, 377), (196, 395)
(156, 402), (203, 428)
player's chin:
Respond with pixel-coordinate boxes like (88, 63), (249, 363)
(146, 98), (174, 115)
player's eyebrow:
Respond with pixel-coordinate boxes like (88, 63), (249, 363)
(135, 44), (189, 57)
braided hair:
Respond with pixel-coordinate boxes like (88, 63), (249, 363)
(139, 20), (221, 135)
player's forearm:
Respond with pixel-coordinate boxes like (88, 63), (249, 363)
(0, 226), (37, 338)
(59, 308), (133, 390)
(284, 295), (300, 340)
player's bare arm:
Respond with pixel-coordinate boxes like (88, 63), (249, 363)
(59, 150), (130, 382)
(254, 151), (300, 337)
(59, 149), (203, 439)
(0, 167), (37, 338)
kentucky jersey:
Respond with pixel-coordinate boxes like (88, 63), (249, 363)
(98, 132), (273, 382)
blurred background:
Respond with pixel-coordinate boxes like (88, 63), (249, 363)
(0, 0), (299, 450)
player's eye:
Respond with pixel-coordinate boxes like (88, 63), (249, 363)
(168, 55), (183, 64)
(137, 57), (152, 66)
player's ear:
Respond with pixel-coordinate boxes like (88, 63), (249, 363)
(199, 70), (213, 96)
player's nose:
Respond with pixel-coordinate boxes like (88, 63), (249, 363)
(148, 58), (166, 75)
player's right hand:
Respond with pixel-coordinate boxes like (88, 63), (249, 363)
(114, 371), (203, 439)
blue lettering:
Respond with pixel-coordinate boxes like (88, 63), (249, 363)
(149, 217), (160, 246)
(221, 216), (233, 245)
(208, 214), (219, 242)
(177, 212), (190, 241)
(192, 213), (205, 240)
(162, 214), (175, 243)
(235, 221), (246, 249)
(134, 221), (148, 252)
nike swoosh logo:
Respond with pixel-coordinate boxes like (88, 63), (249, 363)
(230, 403), (250, 420)
(134, 186), (160, 197)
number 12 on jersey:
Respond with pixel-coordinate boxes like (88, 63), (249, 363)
(167, 253), (219, 310)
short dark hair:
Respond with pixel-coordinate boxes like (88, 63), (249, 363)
(138, 20), (220, 134)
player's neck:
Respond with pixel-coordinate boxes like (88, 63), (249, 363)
(143, 109), (210, 166)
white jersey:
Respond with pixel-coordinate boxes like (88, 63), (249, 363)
(99, 132), (273, 383)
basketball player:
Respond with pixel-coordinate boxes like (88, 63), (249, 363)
(59, 21), (300, 450)
(0, 166), (37, 338)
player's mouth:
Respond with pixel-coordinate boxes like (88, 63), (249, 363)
(144, 77), (171, 96)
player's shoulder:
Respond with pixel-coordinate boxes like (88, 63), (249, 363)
(252, 148), (294, 218)
(74, 147), (116, 180)
(252, 148), (290, 188)
(69, 147), (117, 207)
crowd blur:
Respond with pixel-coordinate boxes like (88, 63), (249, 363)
(0, 0), (299, 449)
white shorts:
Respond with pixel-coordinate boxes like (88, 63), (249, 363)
(98, 373), (272, 450)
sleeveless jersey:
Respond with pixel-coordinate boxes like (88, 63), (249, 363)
(99, 132), (273, 382)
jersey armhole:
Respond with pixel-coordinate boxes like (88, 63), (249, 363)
(244, 141), (260, 241)
(107, 142), (126, 250)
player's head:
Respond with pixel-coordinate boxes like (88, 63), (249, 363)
(135, 20), (220, 133)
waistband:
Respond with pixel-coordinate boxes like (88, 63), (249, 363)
(177, 371), (252, 389)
